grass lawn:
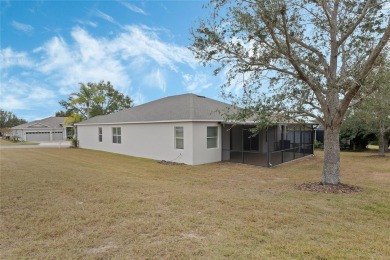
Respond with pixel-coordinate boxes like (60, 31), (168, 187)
(1, 148), (389, 259)
(0, 139), (38, 146)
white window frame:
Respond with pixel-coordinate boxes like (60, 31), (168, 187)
(112, 127), (121, 144)
(207, 126), (218, 149)
(175, 127), (184, 149)
(98, 127), (102, 142)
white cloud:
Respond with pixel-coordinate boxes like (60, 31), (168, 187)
(35, 36), (73, 74)
(93, 9), (116, 24)
(131, 90), (145, 105)
(0, 95), (27, 110)
(182, 73), (212, 93)
(111, 25), (197, 72)
(1, 24), (202, 118)
(0, 76), (58, 111)
(71, 28), (106, 62)
(28, 87), (55, 101)
(0, 48), (33, 69)
(33, 25), (195, 95)
(143, 69), (166, 92)
(35, 27), (130, 94)
(120, 1), (147, 15)
(75, 19), (98, 28)
(11, 20), (34, 33)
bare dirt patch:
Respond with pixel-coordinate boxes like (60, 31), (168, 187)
(296, 182), (363, 194)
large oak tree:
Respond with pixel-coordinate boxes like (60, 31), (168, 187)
(191, 0), (390, 184)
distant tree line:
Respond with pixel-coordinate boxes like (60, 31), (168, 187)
(0, 109), (27, 136)
(340, 54), (390, 155)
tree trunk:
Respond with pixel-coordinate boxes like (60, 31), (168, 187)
(385, 135), (389, 153)
(322, 126), (341, 185)
(378, 121), (386, 156)
(378, 131), (385, 156)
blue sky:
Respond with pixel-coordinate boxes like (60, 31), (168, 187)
(1, 0), (229, 121)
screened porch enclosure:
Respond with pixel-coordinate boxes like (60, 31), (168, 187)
(221, 124), (314, 167)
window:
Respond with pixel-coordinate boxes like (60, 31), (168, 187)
(98, 127), (102, 142)
(112, 127), (121, 144)
(207, 126), (218, 148)
(175, 127), (184, 149)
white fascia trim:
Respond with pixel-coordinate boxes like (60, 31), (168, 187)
(27, 123), (51, 128)
(14, 128), (63, 131)
(75, 119), (222, 126)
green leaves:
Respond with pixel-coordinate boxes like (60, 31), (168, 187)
(59, 81), (133, 120)
(0, 109), (27, 130)
(190, 0), (389, 125)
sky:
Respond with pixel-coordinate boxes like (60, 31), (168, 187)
(0, 0), (227, 121)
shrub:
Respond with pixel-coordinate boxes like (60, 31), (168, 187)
(10, 135), (20, 142)
(71, 138), (79, 148)
(314, 140), (323, 149)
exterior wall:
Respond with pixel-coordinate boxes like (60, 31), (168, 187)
(12, 129), (23, 139)
(77, 122), (223, 165)
(192, 122), (222, 165)
(77, 122), (195, 165)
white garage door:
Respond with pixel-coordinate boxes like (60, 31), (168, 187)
(53, 131), (64, 141)
(26, 132), (50, 142)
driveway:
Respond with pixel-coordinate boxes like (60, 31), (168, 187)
(0, 141), (71, 149)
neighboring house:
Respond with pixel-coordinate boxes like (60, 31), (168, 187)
(76, 94), (315, 166)
(11, 117), (69, 142)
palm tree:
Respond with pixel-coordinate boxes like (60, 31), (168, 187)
(70, 83), (97, 119)
(64, 113), (82, 140)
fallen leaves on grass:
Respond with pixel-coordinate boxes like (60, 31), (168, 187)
(296, 182), (363, 194)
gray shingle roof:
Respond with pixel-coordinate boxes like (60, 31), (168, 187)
(12, 117), (67, 129)
(77, 94), (233, 125)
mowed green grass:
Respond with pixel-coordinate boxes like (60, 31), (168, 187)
(1, 148), (389, 259)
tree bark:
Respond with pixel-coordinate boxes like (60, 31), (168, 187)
(385, 135), (389, 153)
(378, 122), (385, 156)
(322, 126), (341, 184)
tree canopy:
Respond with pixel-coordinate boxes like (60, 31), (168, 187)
(191, 0), (390, 184)
(59, 81), (133, 120)
(0, 109), (27, 135)
(344, 55), (390, 154)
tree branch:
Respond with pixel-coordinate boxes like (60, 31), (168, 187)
(337, 0), (373, 47)
(278, 8), (327, 109)
(340, 17), (390, 116)
(287, 35), (329, 72)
